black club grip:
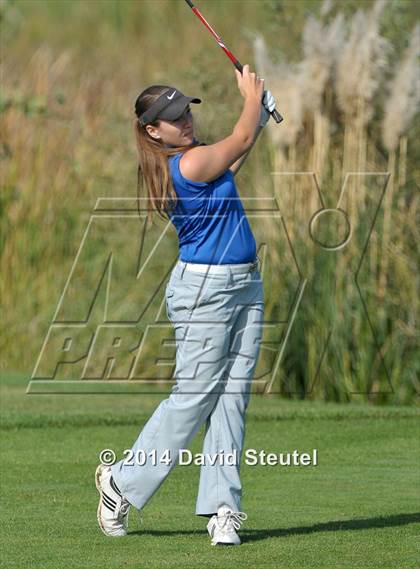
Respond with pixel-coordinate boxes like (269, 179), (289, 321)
(271, 108), (283, 124)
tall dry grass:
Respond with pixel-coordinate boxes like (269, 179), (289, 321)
(380, 23), (420, 299)
(252, 1), (418, 402)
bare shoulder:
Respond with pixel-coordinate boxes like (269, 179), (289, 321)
(179, 133), (250, 183)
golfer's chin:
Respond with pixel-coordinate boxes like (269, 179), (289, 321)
(183, 131), (194, 144)
(165, 133), (195, 148)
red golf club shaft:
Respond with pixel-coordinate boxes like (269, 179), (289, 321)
(184, 0), (283, 124)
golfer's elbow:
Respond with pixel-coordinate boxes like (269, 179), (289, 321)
(232, 126), (255, 153)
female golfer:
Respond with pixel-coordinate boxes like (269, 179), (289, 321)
(96, 64), (276, 545)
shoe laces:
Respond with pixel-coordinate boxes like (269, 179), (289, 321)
(218, 510), (248, 533)
(117, 499), (130, 524)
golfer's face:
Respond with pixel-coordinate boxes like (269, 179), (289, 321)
(158, 106), (194, 146)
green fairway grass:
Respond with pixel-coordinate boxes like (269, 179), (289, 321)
(1, 374), (419, 569)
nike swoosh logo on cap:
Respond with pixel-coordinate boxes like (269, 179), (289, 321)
(167, 90), (176, 100)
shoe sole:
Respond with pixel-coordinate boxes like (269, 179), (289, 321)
(211, 537), (241, 546)
(95, 464), (126, 537)
(210, 532), (241, 546)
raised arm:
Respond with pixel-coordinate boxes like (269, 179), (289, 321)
(179, 65), (264, 183)
(229, 124), (264, 177)
(229, 90), (277, 176)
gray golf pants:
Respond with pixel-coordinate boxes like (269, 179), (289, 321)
(111, 257), (264, 516)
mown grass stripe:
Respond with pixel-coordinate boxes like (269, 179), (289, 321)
(1, 407), (418, 431)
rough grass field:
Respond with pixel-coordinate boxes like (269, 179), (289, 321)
(1, 374), (419, 569)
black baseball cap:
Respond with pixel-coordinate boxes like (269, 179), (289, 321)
(137, 88), (201, 126)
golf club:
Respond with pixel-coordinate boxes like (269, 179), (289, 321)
(184, 0), (284, 124)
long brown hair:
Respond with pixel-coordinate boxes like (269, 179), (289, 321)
(134, 85), (200, 222)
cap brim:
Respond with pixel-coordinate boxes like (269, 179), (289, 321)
(158, 96), (201, 121)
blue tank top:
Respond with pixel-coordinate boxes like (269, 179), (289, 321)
(167, 151), (257, 264)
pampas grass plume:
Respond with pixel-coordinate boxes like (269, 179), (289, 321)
(335, 0), (391, 122)
(382, 23), (420, 153)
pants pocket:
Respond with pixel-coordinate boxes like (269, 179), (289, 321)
(168, 282), (220, 316)
(165, 288), (175, 320)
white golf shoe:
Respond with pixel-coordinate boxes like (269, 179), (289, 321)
(207, 505), (248, 546)
(95, 464), (131, 537)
